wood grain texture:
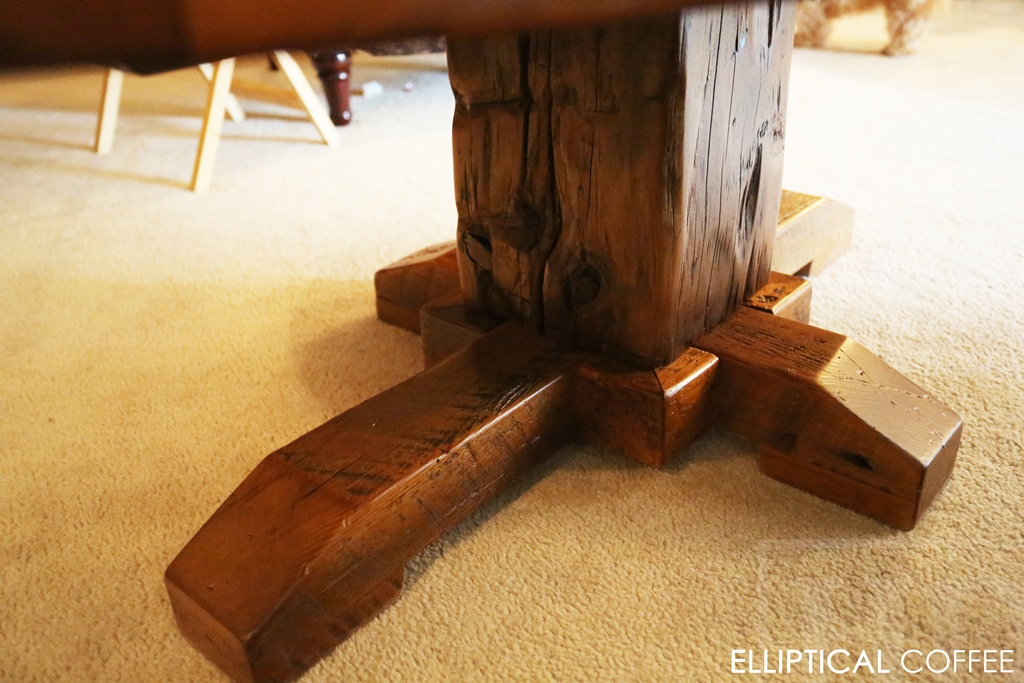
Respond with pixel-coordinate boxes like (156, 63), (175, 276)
(374, 242), (460, 333)
(449, 33), (558, 327)
(656, 347), (722, 459)
(575, 268), (804, 468)
(772, 191), (855, 276)
(744, 271), (812, 323)
(574, 358), (667, 465)
(575, 347), (719, 467)
(165, 322), (579, 683)
(420, 289), (503, 368)
(694, 306), (962, 529)
(373, 190), (843, 343)
(449, 2), (797, 367)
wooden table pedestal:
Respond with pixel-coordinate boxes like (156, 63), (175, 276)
(166, 6), (961, 682)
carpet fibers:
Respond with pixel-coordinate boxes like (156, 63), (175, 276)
(1, 5), (1023, 681)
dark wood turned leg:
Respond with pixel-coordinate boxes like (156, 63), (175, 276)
(309, 49), (352, 126)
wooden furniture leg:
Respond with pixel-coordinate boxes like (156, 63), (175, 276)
(167, 4), (960, 681)
(308, 39), (446, 127)
(99, 53), (334, 192)
(167, 324), (579, 683)
(96, 66), (245, 158)
(193, 52), (335, 191)
(381, 246), (960, 528)
(309, 49), (352, 126)
(94, 68), (124, 154)
(270, 51), (340, 147)
(191, 58), (236, 193)
(197, 62), (247, 123)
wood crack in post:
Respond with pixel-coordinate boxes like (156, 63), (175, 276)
(451, 3), (796, 368)
(526, 31), (561, 334)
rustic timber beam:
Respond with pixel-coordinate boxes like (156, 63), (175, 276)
(169, 230), (961, 679)
(373, 242), (461, 334)
(693, 306), (962, 530)
(374, 189), (848, 337)
(166, 323), (580, 683)
(388, 256), (961, 530)
(774, 191), (855, 276)
(449, 6), (794, 367)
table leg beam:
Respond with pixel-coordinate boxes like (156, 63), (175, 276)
(375, 249), (961, 530)
(694, 306), (962, 530)
(166, 323), (579, 683)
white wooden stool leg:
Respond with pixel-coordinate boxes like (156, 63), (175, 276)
(190, 58), (236, 193)
(94, 69), (124, 155)
(270, 50), (339, 146)
(197, 63), (246, 123)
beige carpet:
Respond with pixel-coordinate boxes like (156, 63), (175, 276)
(2, 4), (1023, 681)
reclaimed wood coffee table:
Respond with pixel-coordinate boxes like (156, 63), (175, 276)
(2, 2), (962, 681)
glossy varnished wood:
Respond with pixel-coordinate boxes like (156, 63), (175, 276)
(694, 306), (962, 529)
(373, 242), (461, 333)
(165, 323), (579, 683)
(575, 348), (719, 467)
(309, 50), (352, 126)
(772, 191), (855, 276)
(746, 271), (812, 323)
(420, 289), (504, 368)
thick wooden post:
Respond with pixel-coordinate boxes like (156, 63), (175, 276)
(449, 1), (796, 367)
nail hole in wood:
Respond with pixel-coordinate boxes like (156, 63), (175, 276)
(837, 450), (874, 470)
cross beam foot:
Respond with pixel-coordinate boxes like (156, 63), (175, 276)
(694, 307), (962, 530)
(166, 237), (960, 682)
(373, 241), (961, 531)
(166, 323), (578, 683)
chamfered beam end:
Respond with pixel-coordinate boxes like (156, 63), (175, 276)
(166, 323), (579, 682)
(695, 307), (962, 530)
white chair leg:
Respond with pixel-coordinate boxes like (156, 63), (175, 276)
(190, 58), (236, 193)
(94, 69), (124, 155)
(270, 50), (339, 146)
(197, 63), (246, 123)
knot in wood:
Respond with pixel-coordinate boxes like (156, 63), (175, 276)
(564, 263), (603, 310)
